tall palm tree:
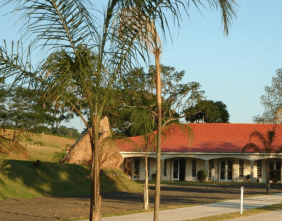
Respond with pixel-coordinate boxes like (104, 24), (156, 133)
(0, 1), (154, 220)
(242, 129), (282, 194)
(1, 1), (237, 220)
(118, 1), (237, 220)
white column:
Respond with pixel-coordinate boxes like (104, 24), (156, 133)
(205, 160), (209, 181)
(250, 160), (254, 182)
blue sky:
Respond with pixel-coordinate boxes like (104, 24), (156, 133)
(1, 1), (282, 132)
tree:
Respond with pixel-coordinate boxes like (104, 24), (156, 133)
(185, 100), (230, 123)
(0, 1), (237, 220)
(0, 81), (8, 137)
(0, 1), (150, 220)
(254, 68), (282, 123)
(129, 108), (156, 210)
(123, 108), (193, 211)
(5, 86), (55, 146)
(242, 128), (282, 194)
(109, 65), (204, 137)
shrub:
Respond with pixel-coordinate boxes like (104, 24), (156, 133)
(197, 170), (207, 182)
(33, 141), (44, 146)
(271, 170), (280, 183)
(52, 152), (66, 162)
(246, 174), (251, 181)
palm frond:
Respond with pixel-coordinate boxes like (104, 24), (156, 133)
(242, 143), (261, 153)
(3, 0), (99, 53)
(249, 130), (268, 149)
(162, 123), (194, 149)
(186, 0), (237, 36)
(0, 40), (41, 88)
(267, 130), (275, 144)
(211, 0), (238, 35)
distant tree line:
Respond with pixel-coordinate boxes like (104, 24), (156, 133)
(1, 65), (230, 140)
(105, 65), (230, 137)
(0, 84), (79, 139)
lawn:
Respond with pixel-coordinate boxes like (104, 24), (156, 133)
(0, 159), (143, 200)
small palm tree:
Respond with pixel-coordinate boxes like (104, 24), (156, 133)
(123, 109), (193, 211)
(242, 129), (282, 193)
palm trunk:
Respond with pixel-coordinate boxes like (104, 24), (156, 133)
(144, 153), (149, 210)
(89, 117), (102, 221)
(154, 47), (162, 221)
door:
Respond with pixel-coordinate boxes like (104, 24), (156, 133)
(219, 160), (233, 181)
(173, 159), (179, 180)
(179, 159), (186, 181)
(270, 161), (281, 182)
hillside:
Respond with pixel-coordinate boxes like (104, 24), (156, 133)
(0, 130), (143, 199)
(0, 160), (143, 200)
(0, 129), (75, 162)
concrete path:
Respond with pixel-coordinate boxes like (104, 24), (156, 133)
(81, 193), (282, 221)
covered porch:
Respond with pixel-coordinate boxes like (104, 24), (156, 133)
(120, 152), (282, 183)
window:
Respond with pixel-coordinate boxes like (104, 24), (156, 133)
(257, 160), (262, 178)
(192, 159), (196, 177)
(164, 159), (167, 177)
(239, 160), (244, 178)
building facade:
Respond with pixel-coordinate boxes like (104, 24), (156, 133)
(118, 123), (282, 183)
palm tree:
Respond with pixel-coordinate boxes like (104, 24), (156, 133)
(118, 1), (237, 220)
(242, 129), (282, 194)
(125, 108), (193, 211)
(129, 108), (156, 210)
(0, 1), (155, 220)
(1, 1), (237, 220)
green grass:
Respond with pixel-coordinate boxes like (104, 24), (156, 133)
(0, 160), (142, 200)
(187, 202), (282, 221)
(101, 168), (143, 192)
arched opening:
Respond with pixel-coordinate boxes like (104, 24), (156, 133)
(172, 158), (186, 181)
(219, 159), (233, 181)
(269, 160), (281, 182)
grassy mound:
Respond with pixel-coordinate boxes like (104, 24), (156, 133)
(0, 130), (75, 162)
(0, 160), (143, 200)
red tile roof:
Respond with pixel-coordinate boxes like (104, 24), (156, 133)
(117, 123), (282, 153)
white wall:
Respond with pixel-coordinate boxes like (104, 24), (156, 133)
(233, 159), (239, 182)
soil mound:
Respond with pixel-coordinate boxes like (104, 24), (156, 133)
(61, 117), (123, 168)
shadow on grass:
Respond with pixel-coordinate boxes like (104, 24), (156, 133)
(0, 160), (91, 198)
(0, 160), (143, 199)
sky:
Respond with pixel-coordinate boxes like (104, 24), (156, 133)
(1, 1), (282, 133)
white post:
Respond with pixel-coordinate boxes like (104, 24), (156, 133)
(240, 186), (244, 214)
(205, 160), (209, 181)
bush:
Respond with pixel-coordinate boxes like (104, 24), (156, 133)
(52, 152), (66, 162)
(197, 170), (207, 182)
(33, 141), (44, 146)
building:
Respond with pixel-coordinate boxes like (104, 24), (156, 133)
(118, 123), (282, 183)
